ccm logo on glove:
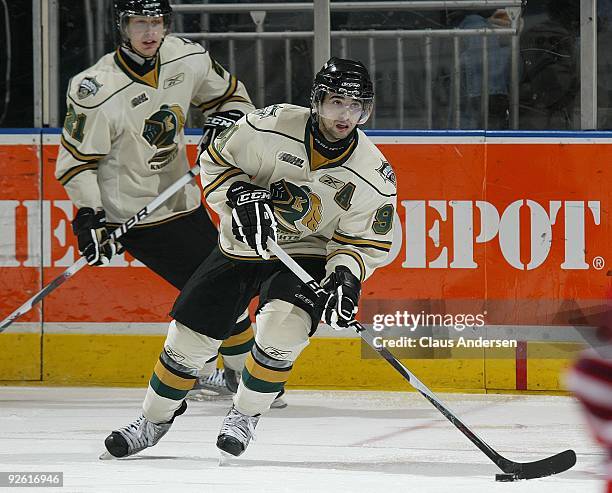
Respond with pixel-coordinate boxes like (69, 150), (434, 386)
(197, 109), (244, 158)
(236, 190), (271, 205)
(226, 181), (277, 260)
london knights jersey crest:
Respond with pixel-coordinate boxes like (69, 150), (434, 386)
(270, 179), (323, 240)
(142, 104), (186, 170)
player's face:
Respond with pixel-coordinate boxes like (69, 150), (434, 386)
(126, 16), (165, 57)
(318, 93), (362, 141)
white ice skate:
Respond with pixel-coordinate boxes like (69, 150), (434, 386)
(100, 400), (187, 459)
(187, 368), (233, 401)
(216, 405), (260, 461)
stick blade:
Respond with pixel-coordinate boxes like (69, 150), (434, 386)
(502, 449), (576, 480)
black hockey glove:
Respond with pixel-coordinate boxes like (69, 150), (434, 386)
(197, 110), (244, 157)
(226, 181), (277, 260)
(320, 266), (361, 330)
(72, 207), (117, 266)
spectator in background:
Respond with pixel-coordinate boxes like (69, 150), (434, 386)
(519, 0), (579, 129)
(446, 9), (513, 129)
(335, 6), (446, 129)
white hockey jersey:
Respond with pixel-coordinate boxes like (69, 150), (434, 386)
(200, 104), (397, 282)
(55, 35), (254, 226)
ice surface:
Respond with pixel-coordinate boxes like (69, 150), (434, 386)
(0, 387), (603, 492)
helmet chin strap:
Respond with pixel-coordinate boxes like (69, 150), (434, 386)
(310, 114), (356, 158)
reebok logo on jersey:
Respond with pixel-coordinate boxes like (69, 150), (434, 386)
(377, 160), (396, 186)
(319, 174), (345, 190)
(164, 346), (186, 363)
(263, 346), (292, 360)
(131, 93), (149, 107)
(163, 72), (185, 89)
(277, 152), (304, 168)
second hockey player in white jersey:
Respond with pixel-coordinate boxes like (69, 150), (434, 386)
(55, 0), (260, 399)
(101, 58), (396, 460)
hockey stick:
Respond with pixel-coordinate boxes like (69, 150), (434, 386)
(267, 239), (576, 481)
(0, 165), (201, 333)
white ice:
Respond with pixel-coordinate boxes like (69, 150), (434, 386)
(0, 387), (603, 492)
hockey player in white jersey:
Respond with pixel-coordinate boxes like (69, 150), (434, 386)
(101, 58), (396, 460)
(55, 0), (260, 398)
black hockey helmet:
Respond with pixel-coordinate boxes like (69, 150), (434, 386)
(114, 0), (173, 44)
(311, 57), (374, 125)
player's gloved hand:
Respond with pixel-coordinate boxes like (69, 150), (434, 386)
(72, 207), (116, 266)
(320, 266), (361, 330)
(197, 110), (244, 157)
(226, 181), (277, 260)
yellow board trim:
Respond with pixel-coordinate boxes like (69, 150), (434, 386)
(0, 333), (41, 381)
(0, 333), (579, 395)
(526, 342), (583, 391)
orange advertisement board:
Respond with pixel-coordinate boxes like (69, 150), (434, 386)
(365, 140), (609, 327)
(0, 132), (609, 331)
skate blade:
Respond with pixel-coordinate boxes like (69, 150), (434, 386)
(187, 391), (233, 402)
(99, 450), (116, 460)
(218, 450), (237, 467)
(270, 398), (288, 409)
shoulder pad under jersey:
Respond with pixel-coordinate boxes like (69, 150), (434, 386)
(246, 104), (308, 140)
(348, 131), (397, 197)
(67, 53), (132, 109)
(160, 35), (207, 61)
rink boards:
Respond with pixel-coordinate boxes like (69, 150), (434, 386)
(0, 129), (609, 393)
